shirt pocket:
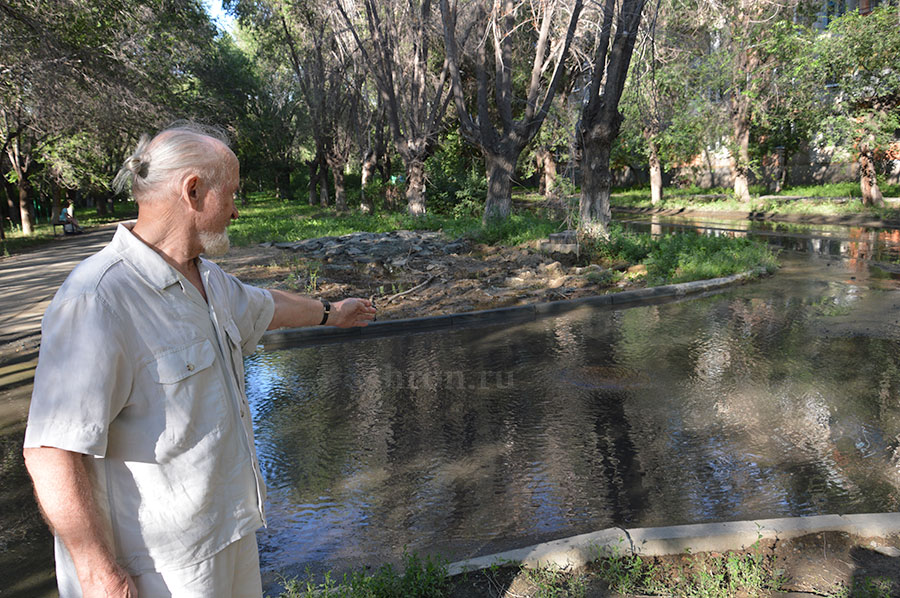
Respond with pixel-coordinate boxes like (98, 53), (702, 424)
(149, 339), (224, 455)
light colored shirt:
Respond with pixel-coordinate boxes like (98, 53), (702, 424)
(24, 223), (275, 574)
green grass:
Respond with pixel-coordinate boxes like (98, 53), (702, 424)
(227, 192), (564, 248)
(595, 541), (786, 597)
(609, 182), (900, 219)
(278, 552), (448, 598)
(584, 224), (779, 285)
(2, 193), (780, 286)
(273, 542), (789, 598)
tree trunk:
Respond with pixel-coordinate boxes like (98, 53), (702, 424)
(308, 159), (320, 205)
(17, 178), (35, 235)
(319, 166), (330, 206)
(772, 147), (786, 194)
(483, 152), (515, 223)
(729, 90), (752, 203)
(648, 137), (663, 205)
(405, 159), (426, 217)
(360, 150), (377, 214)
(96, 195), (108, 217)
(1, 178), (15, 228)
(276, 167), (294, 201)
(0, 187), (6, 240)
(332, 166), (347, 211)
(859, 143), (884, 207)
(579, 136), (613, 235)
(536, 148), (558, 197)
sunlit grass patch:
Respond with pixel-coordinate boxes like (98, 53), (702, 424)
(277, 552), (448, 598)
(226, 196), (566, 248)
(610, 182), (900, 218)
(581, 224), (779, 285)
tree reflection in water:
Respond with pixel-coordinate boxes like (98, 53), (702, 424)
(248, 249), (900, 582)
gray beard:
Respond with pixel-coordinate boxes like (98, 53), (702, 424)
(199, 230), (230, 257)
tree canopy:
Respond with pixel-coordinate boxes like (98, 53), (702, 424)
(2, 0), (899, 236)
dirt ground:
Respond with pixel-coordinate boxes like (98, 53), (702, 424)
(446, 531), (900, 597)
(215, 235), (642, 322)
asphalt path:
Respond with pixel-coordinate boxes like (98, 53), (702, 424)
(0, 224), (119, 345)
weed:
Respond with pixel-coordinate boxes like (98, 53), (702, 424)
(593, 537), (784, 598)
(523, 567), (586, 598)
(278, 552), (448, 598)
(828, 576), (894, 598)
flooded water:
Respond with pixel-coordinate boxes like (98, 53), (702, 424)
(249, 218), (900, 584)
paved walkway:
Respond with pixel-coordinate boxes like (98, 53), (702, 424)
(0, 225), (118, 345)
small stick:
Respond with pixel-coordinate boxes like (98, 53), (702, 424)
(383, 275), (436, 304)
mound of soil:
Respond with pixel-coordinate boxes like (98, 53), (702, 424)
(217, 231), (644, 321)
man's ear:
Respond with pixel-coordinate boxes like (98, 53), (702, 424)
(180, 174), (201, 211)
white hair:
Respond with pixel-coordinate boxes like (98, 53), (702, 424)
(113, 122), (233, 202)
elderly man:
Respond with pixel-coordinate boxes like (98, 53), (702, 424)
(23, 124), (376, 597)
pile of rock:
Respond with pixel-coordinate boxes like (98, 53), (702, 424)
(261, 230), (468, 267)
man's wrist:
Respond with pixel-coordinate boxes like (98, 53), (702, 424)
(319, 299), (331, 325)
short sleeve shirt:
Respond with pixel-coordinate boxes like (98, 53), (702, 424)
(24, 223), (275, 573)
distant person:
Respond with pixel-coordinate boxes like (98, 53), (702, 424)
(63, 200), (83, 234)
(23, 122), (376, 597)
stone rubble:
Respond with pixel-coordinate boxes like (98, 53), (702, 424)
(266, 230), (467, 267)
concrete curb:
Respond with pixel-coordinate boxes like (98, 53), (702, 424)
(262, 268), (765, 350)
(446, 513), (900, 575)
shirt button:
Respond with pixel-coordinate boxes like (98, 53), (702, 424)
(186, 363), (195, 371)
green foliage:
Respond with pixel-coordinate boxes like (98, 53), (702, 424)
(464, 213), (562, 246)
(585, 224), (654, 264)
(277, 552), (448, 598)
(425, 129), (487, 216)
(595, 539), (785, 597)
(226, 194), (563, 249)
(643, 233), (778, 285)
(582, 224), (778, 285)
(829, 576), (893, 598)
(610, 183), (900, 216)
(802, 7), (900, 159)
(522, 567), (587, 598)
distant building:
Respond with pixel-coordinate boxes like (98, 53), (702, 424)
(815, 0), (896, 29)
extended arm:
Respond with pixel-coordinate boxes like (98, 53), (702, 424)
(23, 447), (136, 597)
(267, 289), (376, 330)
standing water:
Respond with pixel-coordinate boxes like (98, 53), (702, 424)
(247, 219), (900, 584)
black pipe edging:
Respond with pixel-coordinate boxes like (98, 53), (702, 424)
(260, 268), (764, 351)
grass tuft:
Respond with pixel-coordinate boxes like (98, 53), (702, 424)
(278, 552), (448, 598)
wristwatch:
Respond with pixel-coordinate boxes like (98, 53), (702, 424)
(319, 299), (331, 325)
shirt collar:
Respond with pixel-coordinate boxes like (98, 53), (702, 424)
(111, 222), (181, 291)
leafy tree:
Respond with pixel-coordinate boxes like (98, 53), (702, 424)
(230, 0), (365, 209)
(575, 0), (646, 235)
(440, 0), (584, 223)
(703, 0), (816, 202)
(808, 7), (900, 206)
(336, 0), (456, 217)
(616, 1), (710, 204)
(0, 0), (220, 233)
(520, 92), (579, 198)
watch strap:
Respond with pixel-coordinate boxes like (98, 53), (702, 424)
(319, 299), (331, 325)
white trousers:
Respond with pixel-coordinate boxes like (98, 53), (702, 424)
(55, 534), (263, 598)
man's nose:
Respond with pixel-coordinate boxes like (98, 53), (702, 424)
(231, 205), (239, 220)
